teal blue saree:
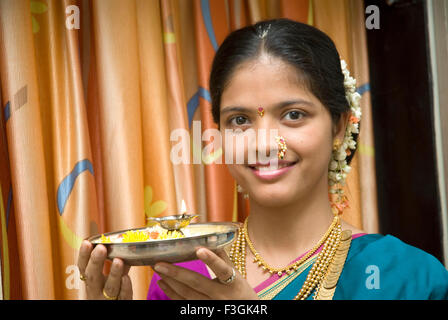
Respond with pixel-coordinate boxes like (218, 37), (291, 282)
(261, 233), (448, 300)
(148, 233), (448, 300)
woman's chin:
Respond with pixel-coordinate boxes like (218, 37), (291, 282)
(248, 187), (298, 208)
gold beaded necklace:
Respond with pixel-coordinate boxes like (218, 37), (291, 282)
(229, 215), (343, 300)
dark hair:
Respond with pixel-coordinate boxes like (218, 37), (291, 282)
(209, 18), (359, 164)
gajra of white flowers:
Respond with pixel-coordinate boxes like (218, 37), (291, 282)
(328, 60), (362, 190)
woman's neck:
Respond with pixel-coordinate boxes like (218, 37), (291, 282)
(246, 179), (334, 263)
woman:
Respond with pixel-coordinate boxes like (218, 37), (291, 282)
(78, 19), (448, 300)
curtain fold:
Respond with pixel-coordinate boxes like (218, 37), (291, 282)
(348, 0), (379, 234)
(91, 0), (149, 299)
(161, 0), (198, 217)
(0, 0), (55, 299)
(193, 0), (236, 223)
(0, 0), (378, 299)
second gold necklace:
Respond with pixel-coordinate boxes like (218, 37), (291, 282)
(229, 215), (343, 300)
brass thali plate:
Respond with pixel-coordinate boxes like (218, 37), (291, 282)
(87, 222), (240, 266)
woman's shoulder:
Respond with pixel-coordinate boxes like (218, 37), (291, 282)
(349, 232), (445, 268)
(334, 233), (448, 299)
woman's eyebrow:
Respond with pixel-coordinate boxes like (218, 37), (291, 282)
(220, 106), (253, 115)
(273, 99), (315, 109)
(221, 99), (314, 115)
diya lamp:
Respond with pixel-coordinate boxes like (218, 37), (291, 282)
(148, 199), (198, 232)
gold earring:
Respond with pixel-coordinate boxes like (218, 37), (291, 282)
(333, 138), (341, 151)
(237, 184), (249, 199)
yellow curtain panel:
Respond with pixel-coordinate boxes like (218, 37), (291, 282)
(0, 0), (378, 299)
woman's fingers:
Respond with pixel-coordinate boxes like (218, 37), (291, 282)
(102, 258), (125, 300)
(78, 241), (132, 300)
(77, 240), (93, 278)
(154, 263), (219, 297)
(122, 263), (131, 276)
(158, 280), (186, 300)
(157, 275), (209, 300)
(85, 244), (107, 295)
(197, 248), (235, 283)
(215, 248), (234, 266)
(154, 248), (258, 300)
(118, 275), (133, 300)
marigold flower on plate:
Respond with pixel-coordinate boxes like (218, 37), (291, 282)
(122, 230), (150, 242)
(100, 234), (112, 243)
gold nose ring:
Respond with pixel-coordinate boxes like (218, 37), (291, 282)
(276, 136), (287, 160)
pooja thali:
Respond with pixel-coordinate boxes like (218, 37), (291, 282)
(87, 216), (240, 266)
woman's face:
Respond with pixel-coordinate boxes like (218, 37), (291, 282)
(219, 55), (347, 207)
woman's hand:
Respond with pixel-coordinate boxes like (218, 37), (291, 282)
(154, 247), (259, 300)
(77, 240), (133, 300)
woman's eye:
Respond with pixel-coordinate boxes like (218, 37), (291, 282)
(284, 110), (305, 121)
(230, 115), (249, 126)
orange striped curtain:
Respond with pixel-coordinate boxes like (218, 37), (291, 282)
(0, 0), (377, 299)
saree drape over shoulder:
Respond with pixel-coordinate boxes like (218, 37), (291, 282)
(147, 233), (448, 300)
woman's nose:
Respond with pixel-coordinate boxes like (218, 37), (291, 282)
(254, 126), (280, 164)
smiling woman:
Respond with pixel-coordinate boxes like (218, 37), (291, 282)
(145, 18), (448, 300)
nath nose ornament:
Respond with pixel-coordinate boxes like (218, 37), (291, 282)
(276, 136), (287, 160)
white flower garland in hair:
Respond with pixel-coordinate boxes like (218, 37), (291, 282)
(328, 60), (362, 214)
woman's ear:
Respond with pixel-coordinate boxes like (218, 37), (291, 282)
(332, 111), (350, 142)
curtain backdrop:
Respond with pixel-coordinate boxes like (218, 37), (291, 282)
(0, 0), (378, 299)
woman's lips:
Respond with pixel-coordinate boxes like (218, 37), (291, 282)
(248, 160), (298, 181)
